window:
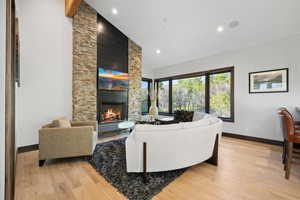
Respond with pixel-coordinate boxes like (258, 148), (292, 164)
(141, 78), (151, 113)
(158, 80), (169, 113)
(209, 72), (231, 118)
(172, 76), (206, 112)
(156, 67), (234, 122)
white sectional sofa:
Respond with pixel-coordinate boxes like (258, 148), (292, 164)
(125, 114), (223, 172)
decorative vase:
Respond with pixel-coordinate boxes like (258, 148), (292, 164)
(149, 100), (158, 121)
(149, 80), (158, 121)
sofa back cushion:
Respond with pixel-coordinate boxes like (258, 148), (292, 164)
(174, 110), (194, 122)
(182, 118), (212, 129)
(135, 123), (183, 132)
(193, 111), (210, 121)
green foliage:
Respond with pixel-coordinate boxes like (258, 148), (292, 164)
(172, 77), (205, 111)
(177, 77), (205, 93)
(210, 73), (230, 85)
(210, 92), (230, 117)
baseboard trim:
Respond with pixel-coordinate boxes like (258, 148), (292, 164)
(17, 133), (282, 153)
(222, 132), (283, 146)
(17, 144), (39, 153)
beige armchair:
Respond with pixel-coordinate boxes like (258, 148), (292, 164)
(39, 120), (98, 166)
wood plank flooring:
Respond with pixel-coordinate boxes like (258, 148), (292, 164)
(16, 137), (300, 200)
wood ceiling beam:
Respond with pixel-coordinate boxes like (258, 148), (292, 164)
(65, 0), (82, 17)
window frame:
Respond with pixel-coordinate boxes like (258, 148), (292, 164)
(171, 75), (206, 113)
(156, 79), (172, 115)
(141, 78), (152, 114)
(155, 66), (235, 122)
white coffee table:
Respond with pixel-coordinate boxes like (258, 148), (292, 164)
(156, 115), (174, 121)
(118, 121), (135, 130)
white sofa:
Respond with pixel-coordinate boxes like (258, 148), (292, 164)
(125, 115), (223, 172)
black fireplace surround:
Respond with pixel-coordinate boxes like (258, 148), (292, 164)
(98, 90), (128, 123)
(97, 14), (129, 129)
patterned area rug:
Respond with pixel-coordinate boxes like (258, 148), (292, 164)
(87, 138), (187, 200)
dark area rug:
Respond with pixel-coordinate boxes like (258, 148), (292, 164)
(86, 138), (187, 200)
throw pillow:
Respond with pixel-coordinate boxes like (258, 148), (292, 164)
(52, 117), (71, 128)
(174, 110), (194, 122)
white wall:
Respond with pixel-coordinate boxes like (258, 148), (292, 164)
(153, 35), (300, 141)
(0, 0), (6, 198)
(16, 0), (73, 147)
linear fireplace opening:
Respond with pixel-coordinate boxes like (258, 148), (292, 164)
(100, 103), (126, 123)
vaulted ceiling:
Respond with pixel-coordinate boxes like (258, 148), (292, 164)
(86, 0), (300, 70)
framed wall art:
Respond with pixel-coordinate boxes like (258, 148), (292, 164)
(249, 68), (288, 93)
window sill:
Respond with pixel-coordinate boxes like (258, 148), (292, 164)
(158, 112), (174, 116)
(220, 117), (234, 123)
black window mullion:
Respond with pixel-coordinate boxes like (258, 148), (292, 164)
(147, 80), (151, 112)
(205, 74), (210, 114)
(169, 79), (172, 114)
(156, 80), (159, 108)
(230, 69), (235, 122)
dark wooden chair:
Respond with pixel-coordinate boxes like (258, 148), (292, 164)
(278, 108), (300, 179)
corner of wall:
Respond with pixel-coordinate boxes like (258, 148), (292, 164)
(128, 39), (142, 121)
(0, 0), (5, 199)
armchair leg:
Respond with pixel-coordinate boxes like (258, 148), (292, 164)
(283, 140), (287, 171)
(285, 142), (293, 179)
(207, 134), (219, 166)
(282, 139), (287, 164)
(39, 160), (46, 167)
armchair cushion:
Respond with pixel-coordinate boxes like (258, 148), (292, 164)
(52, 116), (71, 128)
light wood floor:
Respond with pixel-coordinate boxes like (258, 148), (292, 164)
(16, 137), (300, 200)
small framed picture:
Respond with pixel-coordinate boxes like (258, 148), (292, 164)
(249, 68), (289, 93)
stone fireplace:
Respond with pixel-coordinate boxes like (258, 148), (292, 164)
(72, 1), (142, 134)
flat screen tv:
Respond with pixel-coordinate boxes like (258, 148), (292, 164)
(98, 68), (129, 91)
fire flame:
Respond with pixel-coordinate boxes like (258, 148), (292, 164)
(104, 109), (121, 121)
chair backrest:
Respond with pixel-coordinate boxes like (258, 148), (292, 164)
(279, 108), (295, 141)
(278, 107), (288, 139)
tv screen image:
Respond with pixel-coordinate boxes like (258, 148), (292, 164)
(98, 68), (129, 90)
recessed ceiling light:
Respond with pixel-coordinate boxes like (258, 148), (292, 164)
(112, 8), (118, 15)
(156, 49), (161, 54)
(217, 26), (224, 32)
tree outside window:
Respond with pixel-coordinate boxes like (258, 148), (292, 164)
(209, 72), (231, 118)
(172, 76), (206, 112)
(158, 81), (169, 113)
